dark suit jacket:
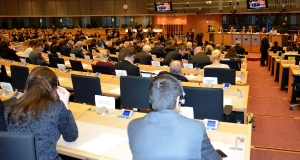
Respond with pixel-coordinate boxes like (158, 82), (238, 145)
(188, 53), (211, 66)
(128, 109), (222, 160)
(114, 60), (140, 76)
(70, 47), (84, 58)
(157, 71), (188, 82)
(161, 51), (182, 66)
(270, 46), (283, 53)
(136, 51), (152, 65)
(61, 44), (71, 55)
(260, 37), (270, 52)
(151, 46), (167, 58)
(234, 46), (246, 55)
(29, 49), (46, 65)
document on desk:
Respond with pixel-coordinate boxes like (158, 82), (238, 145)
(65, 61), (70, 65)
(82, 64), (90, 69)
(108, 88), (120, 94)
(78, 133), (126, 156)
(223, 98), (232, 107)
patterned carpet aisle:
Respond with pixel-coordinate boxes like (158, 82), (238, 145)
(246, 60), (300, 160)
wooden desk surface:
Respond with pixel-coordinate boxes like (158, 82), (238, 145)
(55, 103), (252, 160)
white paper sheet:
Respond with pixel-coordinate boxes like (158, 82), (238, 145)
(82, 64), (90, 68)
(211, 141), (226, 150)
(108, 88), (121, 94)
(78, 133), (126, 156)
(65, 61), (70, 65)
(0, 82), (13, 92)
(179, 107), (194, 119)
(223, 98), (233, 107)
(95, 95), (115, 109)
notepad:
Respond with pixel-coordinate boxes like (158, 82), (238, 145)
(223, 98), (232, 107)
(78, 133), (126, 156)
(108, 88), (120, 94)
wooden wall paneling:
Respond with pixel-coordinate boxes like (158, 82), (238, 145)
(114, 0), (126, 15)
(79, 0), (92, 15)
(137, 0), (148, 14)
(6, 0), (20, 16)
(32, 0), (45, 16)
(125, 0), (137, 14)
(19, 0), (32, 16)
(44, 0), (57, 16)
(68, 0), (80, 15)
(102, 0), (115, 15)
(91, 0), (103, 15)
(0, 1), (7, 16)
(56, 0), (69, 16)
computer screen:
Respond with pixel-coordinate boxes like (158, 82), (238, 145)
(247, 0), (268, 9)
(154, 2), (173, 12)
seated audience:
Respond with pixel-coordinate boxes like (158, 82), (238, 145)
(29, 42), (47, 65)
(188, 46), (211, 67)
(284, 46), (297, 55)
(157, 60), (189, 82)
(234, 41), (246, 55)
(136, 44), (152, 65)
(204, 49), (230, 69)
(114, 46), (140, 76)
(96, 49), (115, 72)
(151, 41), (167, 58)
(161, 44), (186, 66)
(61, 40), (74, 55)
(164, 41), (176, 52)
(23, 40), (36, 57)
(204, 45), (214, 55)
(127, 75), (222, 160)
(118, 41), (130, 62)
(5, 67), (78, 160)
(295, 42), (300, 54)
(71, 41), (84, 58)
(269, 41), (283, 53)
(225, 47), (240, 58)
(269, 27), (277, 35)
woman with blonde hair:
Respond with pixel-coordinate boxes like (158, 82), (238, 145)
(5, 67), (78, 160)
(204, 45), (214, 55)
(204, 49), (230, 69)
(96, 49), (115, 72)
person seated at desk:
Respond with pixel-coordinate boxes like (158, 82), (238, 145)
(218, 26), (224, 33)
(127, 75), (222, 160)
(23, 40), (36, 57)
(204, 45), (214, 55)
(188, 46), (211, 66)
(29, 42), (47, 65)
(136, 44), (152, 65)
(4, 67), (78, 160)
(261, 27), (267, 33)
(204, 49), (230, 69)
(240, 25), (246, 33)
(234, 41), (246, 55)
(247, 26), (255, 34)
(70, 41), (84, 58)
(114, 46), (140, 76)
(61, 40), (74, 56)
(164, 41), (176, 51)
(269, 27), (277, 35)
(295, 42), (300, 54)
(284, 46), (297, 55)
(157, 60), (188, 82)
(118, 41), (130, 62)
(151, 41), (167, 57)
(161, 44), (186, 66)
(229, 27), (236, 33)
(225, 47), (240, 58)
(269, 41), (283, 53)
(96, 49), (115, 72)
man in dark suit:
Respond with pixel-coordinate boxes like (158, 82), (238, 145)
(188, 47), (211, 67)
(114, 46), (140, 76)
(260, 34), (270, 66)
(196, 32), (204, 46)
(136, 44), (152, 65)
(29, 42), (47, 66)
(161, 44), (186, 66)
(157, 32), (165, 45)
(270, 41), (283, 53)
(151, 41), (167, 58)
(128, 26), (133, 38)
(234, 41), (246, 55)
(164, 41), (176, 52)
(157, 60), (188, 82)
(186, 29), (194, 42)
(61, 40), (73, 56)
(128, 75), (222, 160)
(70, 41), (84, 58)
(146, 27), (155, 38)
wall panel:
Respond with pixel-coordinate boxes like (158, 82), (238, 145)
(137, 0), (148, 14)
(102, 0), (115, 15)
(114, 0), (126, 15)
(125, 0), (137, 14)
(19, 0), (32, 16)
(68, 0), (80, 15)
(44, 1), (57, 16)
(0, 1), (7, 16)
(6, 0), (20, 16)
(32, 0), (45, 16)
(56, 0), (69, 16)
(91, 0), (103, 15)
(80, 0), (92, 15)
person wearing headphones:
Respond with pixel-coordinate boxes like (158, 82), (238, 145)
(157, 60), (189, 82)
(127, 75), (222, 160)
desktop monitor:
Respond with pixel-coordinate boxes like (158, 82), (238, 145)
(247, 0), (268, 9)
(154, 2), (173, 12)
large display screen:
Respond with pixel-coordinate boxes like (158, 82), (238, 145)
(154, 2), (173, 12)
(247, 0), (268, 9)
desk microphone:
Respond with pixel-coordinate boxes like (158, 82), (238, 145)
(237, 89), (243, 98)
(230, 137), (245, 151)
(238, 63), (241, 70)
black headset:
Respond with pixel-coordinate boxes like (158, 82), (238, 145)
(161, 74), (186, 105)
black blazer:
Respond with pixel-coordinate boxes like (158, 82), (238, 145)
(270, 46), (283, 53)
(157, 71), (189, 82)
(188, 53), (211, 66)
(161, 51), (182, 66)
(114, 60), (140, 76)
(136, 51), (152, 65)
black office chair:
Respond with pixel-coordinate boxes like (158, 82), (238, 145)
(183, 86), (232, 121)
(120, 76), (153, 110)
(71, 74), (102, 105)
(0, 131), (36, 160)
(221, 58), (242, 71)
(195, 62), (211, 69)
(10, 65), (29, 91)
(204, 68), (236, 85)
(0, 65), (10, 83)
(91, 64), (114, 75)
(48, 54), (58, 68)
(51, 57), (65, 68)
(69, 60), (85, 71)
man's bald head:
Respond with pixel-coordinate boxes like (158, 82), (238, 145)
(194, 46), (202, 55)
(170, 60), (183, 74)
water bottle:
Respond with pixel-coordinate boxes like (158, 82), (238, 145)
(240, 72), (245, 82)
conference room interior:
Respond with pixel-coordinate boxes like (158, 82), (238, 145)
(1, 0), (300, 160)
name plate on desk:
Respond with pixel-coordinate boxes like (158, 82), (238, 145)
(115, 70), (127, 76)
(95, 95), (115, 109)
(70, 54), (76, 59)
(179, 106), (194, 119)
(203, 77), (218, 87)
(0, 82), (13, 92)
(183, 63), (193, 69)
(84, 55), (90, 60)
(57, 64), (66, 71)
(151, 61), (160, 67)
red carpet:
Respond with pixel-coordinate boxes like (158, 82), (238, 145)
(247, 59), (300, 159)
